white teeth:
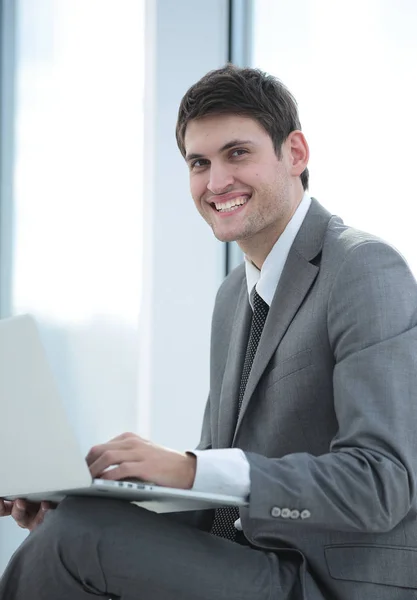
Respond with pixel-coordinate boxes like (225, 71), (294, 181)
(215, 196), (249, 212)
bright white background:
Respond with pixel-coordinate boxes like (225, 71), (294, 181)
(253, 0), (417, 274)
(12, 0), (145, 450)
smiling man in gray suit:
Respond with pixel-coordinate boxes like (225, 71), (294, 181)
(2, 65), (417, 600)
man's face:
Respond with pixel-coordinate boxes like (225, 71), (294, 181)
(184, 114), (301, 251)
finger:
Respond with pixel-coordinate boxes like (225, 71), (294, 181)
(89, 449), (140, 478)
(11, 500), (39, 529)
(85, 439), (136, 466)
(99, 462), (146, 482)
(0, 500), (13, 517)
(85, 442), (114, 466)
(28, 505), (50, 531)
(41, 501), (57, 511)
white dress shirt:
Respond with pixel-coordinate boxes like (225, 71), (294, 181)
(190, 193), (312, 529)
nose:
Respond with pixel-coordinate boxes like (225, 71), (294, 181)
(207, 162), (234, 195)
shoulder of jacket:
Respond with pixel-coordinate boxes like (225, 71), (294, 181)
(215, 262), (246, 302)
(325, 215), (399, 257)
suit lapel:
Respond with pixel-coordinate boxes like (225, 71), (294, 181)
(232, 199), (332, 443)
(217, 279), (252, 448)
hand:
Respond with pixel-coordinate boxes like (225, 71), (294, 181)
(86, 432), (197, 489)
(0, 498), (55, 531)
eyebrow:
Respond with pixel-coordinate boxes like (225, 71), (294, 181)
(185, 139), (254, 163)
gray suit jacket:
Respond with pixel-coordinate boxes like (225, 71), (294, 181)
(198, 199), (417, 599)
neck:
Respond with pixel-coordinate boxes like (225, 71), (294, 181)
(238, 230), (278, 270)
(239, 190), (304, 269)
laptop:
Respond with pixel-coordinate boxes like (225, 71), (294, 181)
(0, 314), (248, 513)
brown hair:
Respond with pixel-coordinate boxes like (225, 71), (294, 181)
(176, 64), (309, 190)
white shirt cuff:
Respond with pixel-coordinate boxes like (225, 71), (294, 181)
(186, 448), (250, 499)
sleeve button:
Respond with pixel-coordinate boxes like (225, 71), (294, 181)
(290, 509), (300, 519)
(271, 507), (281, 518)
(301, 509), (311, 519)
(281, 508), (291, 518)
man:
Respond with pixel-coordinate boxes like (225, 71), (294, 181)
(1, 64), (417, 599)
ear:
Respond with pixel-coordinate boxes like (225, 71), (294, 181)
(286, 130), (309, 178)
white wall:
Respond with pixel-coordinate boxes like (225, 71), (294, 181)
(0, 0), (227, 573)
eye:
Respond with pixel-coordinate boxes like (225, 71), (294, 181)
(191, 158), (209, 169)
(231, 148), (248, 158)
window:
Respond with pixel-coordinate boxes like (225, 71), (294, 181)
(10, 0), (145, 450)
(13, 0), (145, 322)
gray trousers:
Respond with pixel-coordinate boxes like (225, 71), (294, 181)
(0, 497), (302, 600)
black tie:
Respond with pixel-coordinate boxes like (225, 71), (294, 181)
(210, 289), (269, 541)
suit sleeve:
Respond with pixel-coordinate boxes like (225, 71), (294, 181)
(195, 394), (212, 451)
(245, 241), (417, 533)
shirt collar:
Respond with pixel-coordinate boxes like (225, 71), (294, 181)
(244, 192), (312, 307)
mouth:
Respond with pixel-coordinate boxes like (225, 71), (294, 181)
(210, 195), (251, 215)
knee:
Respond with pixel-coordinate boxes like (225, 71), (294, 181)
(32, 496), (103, 557)
(4, 497), (110, 596)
